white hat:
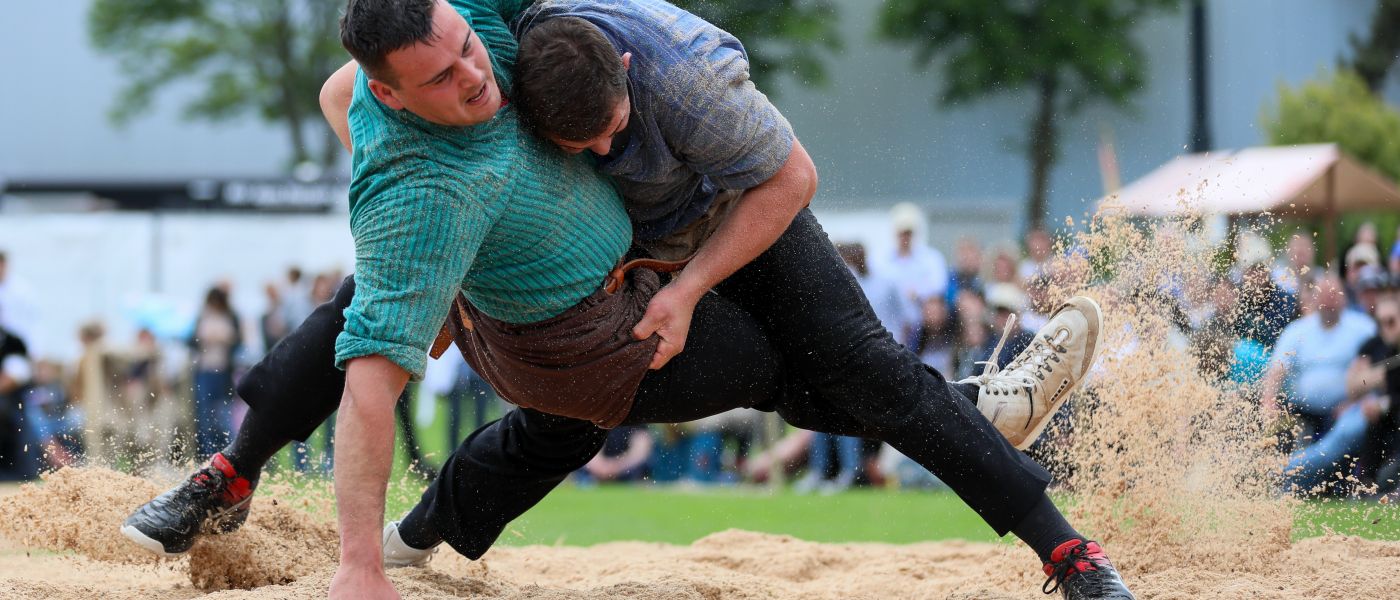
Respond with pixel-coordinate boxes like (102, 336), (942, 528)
(890, 202), (924, 233)
(985, 283), (1026, 313)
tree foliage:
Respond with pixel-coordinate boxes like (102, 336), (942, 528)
(89, 0), (347, 171)
(1347, 0), (1400, 92)
(876, 0), (1179, 229)
(1263, 69), (1400, 182)
(673, 0), (841, 91)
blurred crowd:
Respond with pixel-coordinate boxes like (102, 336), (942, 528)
(2, 209), (1398, 501)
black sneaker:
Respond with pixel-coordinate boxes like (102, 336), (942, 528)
(1041, 539), (1136, 600)
(120, 453), (256, 556)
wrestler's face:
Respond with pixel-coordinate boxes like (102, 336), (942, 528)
(369, 1), (502, 127)
(548, 53), (633, 156)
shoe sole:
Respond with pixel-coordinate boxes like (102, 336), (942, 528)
(120, 524), (185, 558)
(1013, 296), (1103, 451)
(119, 498), (251, 557)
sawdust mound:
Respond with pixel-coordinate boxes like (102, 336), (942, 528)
(0, 467), (340, 591)
(3, 527), (1399, 599)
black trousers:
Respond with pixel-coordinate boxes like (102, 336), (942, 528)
(237, 210), (1050, 559)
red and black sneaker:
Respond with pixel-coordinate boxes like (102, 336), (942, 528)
(1041, 539), (1136, 600)
(120, 453), (256, 556)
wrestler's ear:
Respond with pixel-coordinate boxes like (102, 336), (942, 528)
(368, 79), (406, 111)
(621, 51), (631, 71)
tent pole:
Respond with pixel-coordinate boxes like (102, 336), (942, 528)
(1325, 164), (1338, 267)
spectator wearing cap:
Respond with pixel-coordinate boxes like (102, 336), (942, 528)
(875, 203), (950, 316)
(1345, 243), (1383, 313)
(1353, 265), (1390, 317)
(953, 285), (1035, 380)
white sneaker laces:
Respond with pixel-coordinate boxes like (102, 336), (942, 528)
(956, 313), (1061, 396)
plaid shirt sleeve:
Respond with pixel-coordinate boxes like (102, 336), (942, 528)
(656, 34), (795, 191)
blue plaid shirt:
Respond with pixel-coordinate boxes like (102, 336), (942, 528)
(518, 0), (795, 240)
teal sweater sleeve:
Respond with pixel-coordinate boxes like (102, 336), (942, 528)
(334, 175), (494, 380)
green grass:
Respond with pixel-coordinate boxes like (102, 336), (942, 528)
(257, 393), (1400, 548)
(480, 485), (1007, 547)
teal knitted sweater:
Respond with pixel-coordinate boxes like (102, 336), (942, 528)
(333, 0), (632, 379)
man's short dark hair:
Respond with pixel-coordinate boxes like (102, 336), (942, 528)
(516, 17), (628, 142)
(340, 0), (439, 86)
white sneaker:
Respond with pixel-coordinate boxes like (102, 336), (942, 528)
(957, 296), (1103, 450)
(382, 520), (439, 568)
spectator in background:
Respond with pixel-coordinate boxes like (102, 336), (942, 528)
(1356, 221), (1380, 247)
(1345, 295), (1400, 495)
(73, 321), (118, 465)
(190, 286), (243, 460)
(581, 425), (654, 483)
(22, 360), (80, 472)
(680, 409), (762, 484)
(125, 328), (177, 470)
(260, 283), (290, 352)
(1389, 224), (1400, 276)
(986, 242), (1021, 288)
(445, 359), (499, 444)
(1274, 232), (1317, 297)
(0, 318), (32, 479)
(0, 251), (39, 355)
(913, 294), (959, 375)
(953, 285), (1034, 380)
(1261, 273), (1376, 443)
(876, 203), (949, 317)
(1018, 229), (1055, 281)
(1345, 243), (1383, 312)
(1234, 249), (1297, 348)
(946, 237), (984, 307)
(1020, 274), (1053, 332)
(795, 426), (862, 495)
(279, 267), (315, 331)
(310, 271), (338, 305)
(1353, 265), (1388, 317)
(838, 242), (917, 346)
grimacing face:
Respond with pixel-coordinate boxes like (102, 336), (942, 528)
(368, 0), (502, 127)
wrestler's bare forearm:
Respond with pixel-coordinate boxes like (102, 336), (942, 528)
(322, 59), (359, 152)
(329, 355), (408, 598)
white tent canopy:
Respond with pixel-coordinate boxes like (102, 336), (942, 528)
(1099, 144), (1400, 218)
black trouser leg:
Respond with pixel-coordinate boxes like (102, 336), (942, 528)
(419, 291), (791, 555)
(715, 210), (1051, 536)
(224, 276), (356, 475)
(415, 407), (608, 558)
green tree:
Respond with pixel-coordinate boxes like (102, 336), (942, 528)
(877, 0), (1179, 230)
(1347, 0), (1400, 92)
(673, 0), (841, 90)
(1262, 70), (1400, 261)
(89, 0), (347, 173)
(1263, 70), (1400, 182)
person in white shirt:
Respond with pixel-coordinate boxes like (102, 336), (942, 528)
(1261, 273), (1377, 438)
(875, 203), (949, 327)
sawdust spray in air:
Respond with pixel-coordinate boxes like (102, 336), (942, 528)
(1, 209), (1398, 599)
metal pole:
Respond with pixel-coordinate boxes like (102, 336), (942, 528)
(1189, 0), (1213, 153)
(1326, 165), (1338, 263)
